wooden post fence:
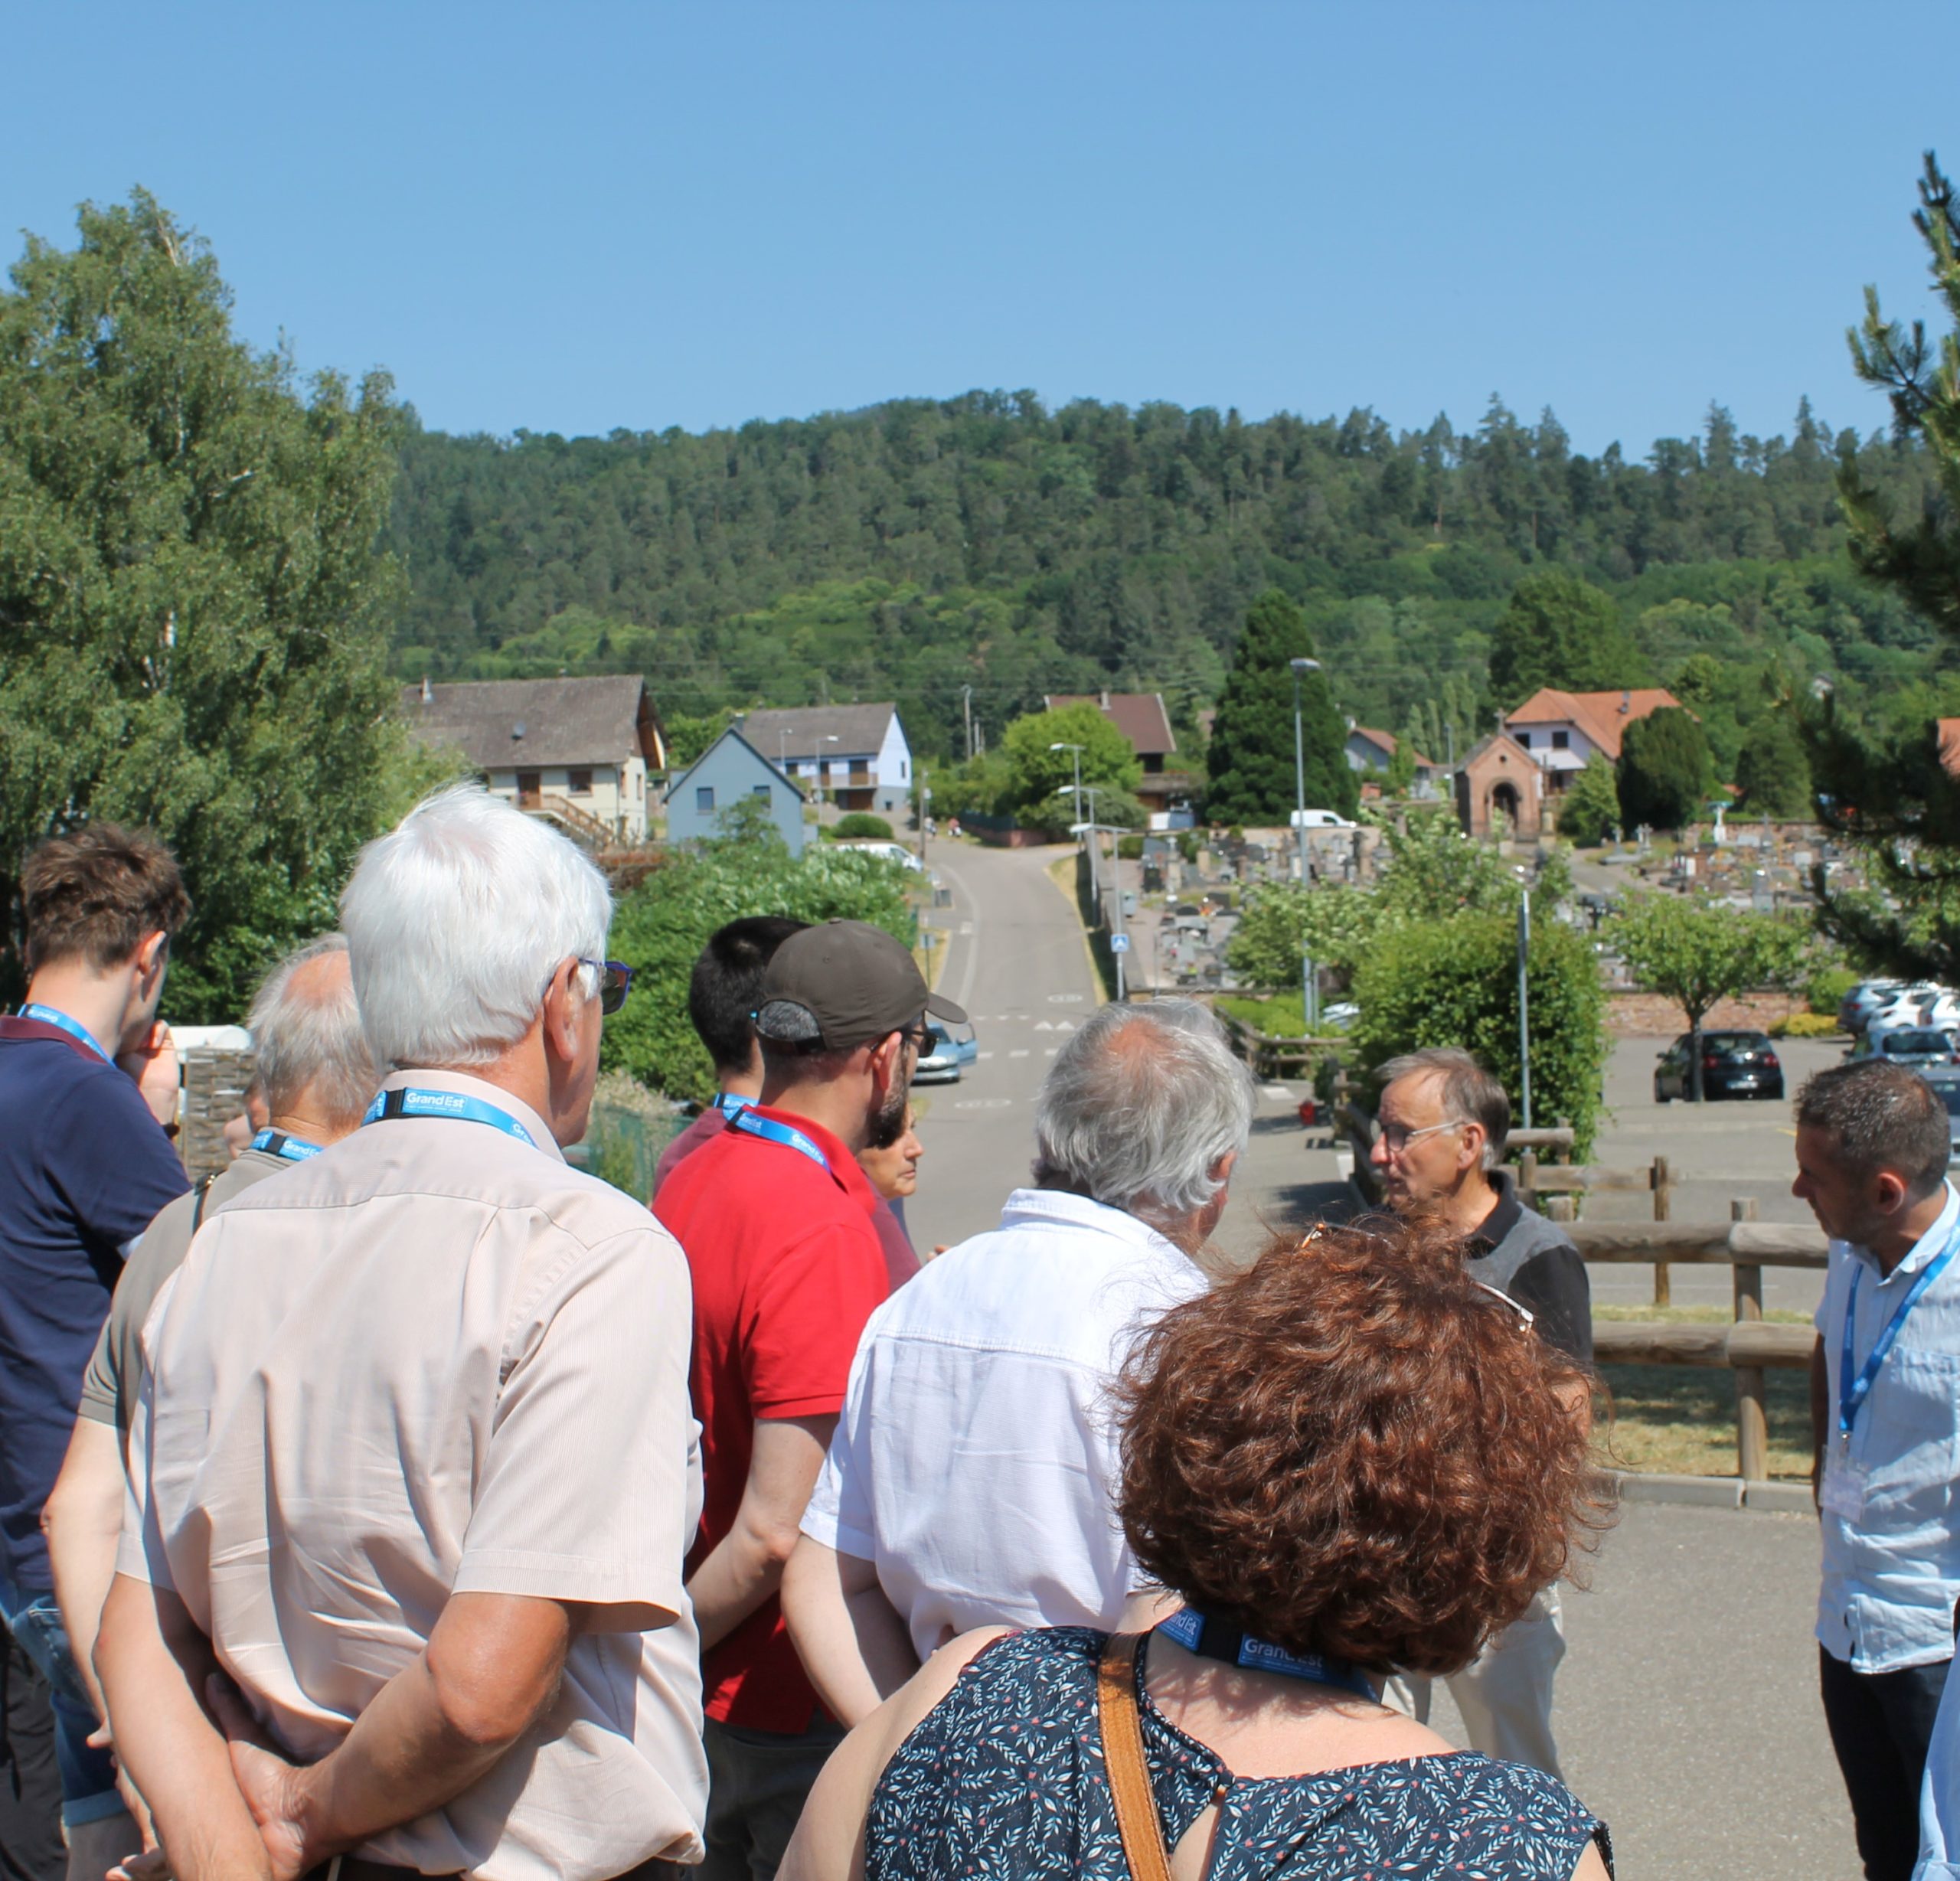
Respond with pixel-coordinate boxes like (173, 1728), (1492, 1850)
(1730, 1197), (1768, 1481)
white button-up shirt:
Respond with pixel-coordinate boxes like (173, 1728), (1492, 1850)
(1815, 1181), (1960, 1674)
(121, 1070), (707, 1879)
(801, 1187), (1208, 1660)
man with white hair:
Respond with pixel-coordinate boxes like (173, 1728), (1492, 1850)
(41, 934), (374, 1869)
(781, 998), (1253, 1726)
(94, 786), (706, 1881)
(1367, 1045), (1592, 1782)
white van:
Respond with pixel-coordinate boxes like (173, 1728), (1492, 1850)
(1289, 809), (1357, 830)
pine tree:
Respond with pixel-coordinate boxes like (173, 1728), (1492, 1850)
(1619, 708), (1713, 832)
(1204, 590), (1357, 823)
(1806, 152), (1960, 977)
(1735, 711), (1811, 817)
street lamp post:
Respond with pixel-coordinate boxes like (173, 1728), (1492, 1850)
(1050, 742), (1085, 839)
(1290, 657), (1322, 1030)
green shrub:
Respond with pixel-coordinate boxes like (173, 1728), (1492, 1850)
(831, 812), (895, 840)
(1769, 1011), (1843, 1038)
(1805, 964), (1860, 1017)
(603, 825), (913, 1102)
(1351, 913), (1609, 1158)
(1118, 834), (1145, 860)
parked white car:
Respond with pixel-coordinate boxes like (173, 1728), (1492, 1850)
(832, 840), (923, 873)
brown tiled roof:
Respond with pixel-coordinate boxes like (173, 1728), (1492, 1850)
(1504, 687), (1684, 762)
(1351, 724), (1437, 769)
(1045, 692), (1178, 758)
(734, 704), (899, 762)
(400, 676), (661, 770)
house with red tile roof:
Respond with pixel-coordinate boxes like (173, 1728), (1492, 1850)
(1045, 690), (1195, 818)
(1503, 687), (1684, 797)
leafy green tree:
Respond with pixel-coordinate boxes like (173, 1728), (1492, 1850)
(1488, 570), (1645, 707)
(0, 191), (413, 1016)
(1734, 710), (1811, 816)
(1385, 737), (1417, 795)
(1610, 897), (1811, 1099)
(1555, 756), (1622, 846)
(1351, 913), (1609, 1158)
(1205, 590), (1357, 823)
(830, 812), (896, 840)
(1000, 701), (1141, 830)
(1617, 707), (1714, 831)
(603, 818), (916, 1102)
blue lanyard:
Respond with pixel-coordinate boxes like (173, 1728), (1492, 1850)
(361, 1087), (537, 1147)
(1841, 1227), (1960, 1444)
(250, 1129), (323, 1163)
(18, 1004), (112, 1063)
(727, 1105), (829, 1172)
(1156, 1607), (1377, 1701)
(714, 1092), (753, 1119)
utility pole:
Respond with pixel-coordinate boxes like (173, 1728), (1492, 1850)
(962, 686), (974, 762)
(1290, 658), (1322, 1030)
(1517, 887), (1533, 1129)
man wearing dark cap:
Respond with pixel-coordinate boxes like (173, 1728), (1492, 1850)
(655, 919), (963, 1881)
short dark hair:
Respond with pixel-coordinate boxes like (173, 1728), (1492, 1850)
(1796, 1060), (1951, 1198)
(21, 825), (190, 973)
(1116, 1222), (1606, 1677)
(687, 917), (808, 1073)
(1377, 1047), (1511, 1170)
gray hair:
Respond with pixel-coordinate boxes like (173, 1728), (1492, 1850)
(1033, 1000), (1254, 1224)
(1796, 1060), (1950, 1198)
(1376, 1047), (1511, 1171)
(340, 784), (610, 1070)
(246, 934), (377, 1132)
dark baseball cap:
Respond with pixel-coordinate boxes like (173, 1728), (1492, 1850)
(756, 919), (967, 1051)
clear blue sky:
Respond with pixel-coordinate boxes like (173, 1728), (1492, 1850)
(4, 1), (1952, 454)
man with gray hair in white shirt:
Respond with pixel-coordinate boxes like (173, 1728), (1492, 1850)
(782, 998), (1253, 1725)
(95, 785), (706, 1881)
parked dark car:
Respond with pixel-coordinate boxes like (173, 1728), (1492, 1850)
(1654, 1030), (1785, 1102)
(1847, 1025), (1960, 1071)
(1926, 1073), (1960, 1164)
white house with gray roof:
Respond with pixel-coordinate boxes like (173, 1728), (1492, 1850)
(734, 704), (912, 816)
(401, 675), (666, 844)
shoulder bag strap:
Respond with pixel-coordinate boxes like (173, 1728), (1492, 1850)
(1096, 1631), (1174, 1881)
(190, 1170), (221, 1233)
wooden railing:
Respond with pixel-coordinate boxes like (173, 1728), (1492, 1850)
(1565, 1200), (1823, 1481)
(1214, 1010), (1349, 1081)
(1523, 1151), (1678, 1305)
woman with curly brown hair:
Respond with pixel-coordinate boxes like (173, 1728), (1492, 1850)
(780, 1222), (1614, 1881)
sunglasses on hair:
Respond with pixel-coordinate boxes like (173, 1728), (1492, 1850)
(580, 958), (635, 1015)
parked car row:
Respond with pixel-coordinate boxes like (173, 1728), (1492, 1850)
(1839, 978), (1960, 1035)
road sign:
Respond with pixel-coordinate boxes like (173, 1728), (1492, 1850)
(1109, 933), (1130, 953)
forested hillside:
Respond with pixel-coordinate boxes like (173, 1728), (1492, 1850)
(387, 390), (1950, 767)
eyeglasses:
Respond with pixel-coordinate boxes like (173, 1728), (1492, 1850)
(1377, 1118), (1466, 1154)
(580, 959), (635, 1016)
(899, 1022), (934, 1052)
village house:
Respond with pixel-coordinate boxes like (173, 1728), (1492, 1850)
(401, 675), (665, 844)
(662, 727), (807, 855)
(1455, 732), (1545, 840)
(1343, 723), (1439, 791)
(1044, 689), (1197, 825)
(734, 704), (912, 816)
(1501, 686), (1684, 798)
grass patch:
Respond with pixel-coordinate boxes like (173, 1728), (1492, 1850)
(1593, 1363), (1812, 1479)
(1215, 991), (1306, 1034)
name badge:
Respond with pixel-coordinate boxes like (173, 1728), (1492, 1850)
(1820, 1452), (1868, 1523)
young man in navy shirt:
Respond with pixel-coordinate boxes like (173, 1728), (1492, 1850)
(0, 825), (188, 1881)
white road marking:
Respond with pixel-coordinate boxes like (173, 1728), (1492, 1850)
(1010, 1049), (1030, 1059)
(1054, 1020), (1076, 1031)
(1045, 1048), (1059, 1056)
(1262, 1084), (1293, 1101)
(1034, 1021), (1054, 1031)
(1048, 993), (1085, 1004)
(978, 1051), (995, 1060)
(956, 1098), (1012, 1109)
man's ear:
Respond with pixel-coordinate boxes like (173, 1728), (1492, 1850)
(1210, 1148), (1238, 1190)
(1459, 1126), (1487, 1176)
(136, 931), (168, 981)
(1873, 1167), (1911, 1216)
(541, 956), (583, 1060)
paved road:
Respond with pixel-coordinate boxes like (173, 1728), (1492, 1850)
(906, 841), (1100, 1255)
(906, 847), (1865, 1874)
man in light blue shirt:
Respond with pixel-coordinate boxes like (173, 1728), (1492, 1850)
(1795, 1060), (1960, 1881)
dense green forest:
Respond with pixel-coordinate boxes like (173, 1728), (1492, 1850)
(386, 390), (1952, 773)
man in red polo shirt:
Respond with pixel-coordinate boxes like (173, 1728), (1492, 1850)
(655, 919), (964, 1880)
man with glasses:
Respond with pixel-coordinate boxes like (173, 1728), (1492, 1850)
(96, 786), (707, 1880)
(1367, 1047), (1592, 1783)
(655, 919), (964, 1881)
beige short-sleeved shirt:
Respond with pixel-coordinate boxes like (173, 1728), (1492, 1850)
(119, 1070), (707, 1879)
(78, 1147), (289, 1437)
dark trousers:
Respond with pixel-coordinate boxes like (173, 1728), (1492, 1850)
(1819, 1644), (1949, 1881)
(699, 1714), (847, 1881)
(0, 1636), (61, 1881)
